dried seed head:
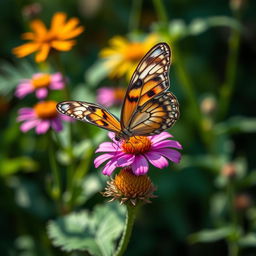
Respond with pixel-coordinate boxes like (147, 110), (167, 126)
(102, 168), (157, 206)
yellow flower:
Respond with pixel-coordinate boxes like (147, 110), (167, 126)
(12, 12), (84, 62)
(100, 34), (159, 80)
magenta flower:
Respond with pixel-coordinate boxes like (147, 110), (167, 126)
(17, 100), (70, 134)
(94, 132), (182, 176)
(96, 87), (125, 107)
(15, 73), (65, 99)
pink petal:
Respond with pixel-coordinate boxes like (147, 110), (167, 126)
(20, 119), (39, 132)
(32, 73), (43, 79)
(18, 108), (34, 115)
(108, 132), (116, 140)
(50, 81), (64, 90)
(96, 88), (115, 107)
(50, 72), (63, 82)
(152, 140), (182, 150)
(17, 112), (37, 121)
(36, 88), (48, 99)
(51, 118), (63, 132)
(94, 152), (117, 168)
(102, 158), (118, 176)
(131, 155), (149, 175)
(144, 151), (169, 169)
(150, 132), (173, 144)
(117, 154), (135, 167)
(154, 148), (182, 163)
(15, 83), (34, 98)
(95, 142), (121, 153)
(59, 114), (75, 122)
(35, 120), (50, 134)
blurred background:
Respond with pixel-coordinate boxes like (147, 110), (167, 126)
(1, 0), (256, 255)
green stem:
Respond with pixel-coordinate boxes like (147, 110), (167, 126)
(152, 0), (168, 24)
(227, 181), (239, 256)
(51, 53), (71, 98)
(173, 45), (202, 124)
(51, 53), (76, 209)
(173, 44), (214, 148)
(48, 132), (61, 201)
(218, 12), (241, 120)
(129, 0), (143, 32)
(114, 204), (139, 256)
(228, 242), (239, 256)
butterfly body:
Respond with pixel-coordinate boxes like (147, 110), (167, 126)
(57, 43), (179, 141)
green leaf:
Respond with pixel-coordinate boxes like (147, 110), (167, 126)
(85, 60), (109, 87)
(75, 173), (107, 205)
(168, 20), (187, 41)
(210, 193), (227, 220)
(215, 116), (256, 135)
(72, 83), (95, 102)
(0, 60), (36, 96)
(9, 177), (53, 218)
(0, 156), (38, 176)
(178, 154), (227, 172)
(188, 227), (233, 243)
(47, 202), (125, 255)
(239, 233), (256, 247)
(188, 16), (241, 36)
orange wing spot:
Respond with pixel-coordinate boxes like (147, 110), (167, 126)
(88, 112), (121, 131)
(95, 120), (107, 126)
(141, 80), (158, 95)
(139, 86), (163, 106)
(128, 88), (141, 98)
(94, 109), (104, 116)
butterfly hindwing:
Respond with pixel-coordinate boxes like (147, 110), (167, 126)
(57, 101), (121, 133)
(121, 43), (171, 129)
(128, 91), (179, 136)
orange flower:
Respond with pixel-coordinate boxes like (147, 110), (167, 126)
(12, 12), (84, 62)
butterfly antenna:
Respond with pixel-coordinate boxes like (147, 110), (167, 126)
(111, 138), (122, 158)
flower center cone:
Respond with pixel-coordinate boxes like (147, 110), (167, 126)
(122, 136), (152, 154)
(34, 100), (58, 119)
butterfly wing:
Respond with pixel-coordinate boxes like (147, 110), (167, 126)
(127, 92), (179, 136)
(120, 42), (171, 130)
(57, 101), (121, 133)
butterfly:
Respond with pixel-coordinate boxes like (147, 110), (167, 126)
(56, 42), (179, 141)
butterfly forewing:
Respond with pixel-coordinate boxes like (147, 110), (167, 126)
(128, 92), (179, 136)
(121, 43), (171, 129)
(57, 101), (121, 133)
(57, 43), (179, 139)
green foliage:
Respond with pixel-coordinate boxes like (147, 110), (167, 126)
(0, 156), (38, 176)
(1, 1), (256, 255)
(0, 60), (36, 96)
(189, 227), (235, 243)
(47, 202), (125, 255)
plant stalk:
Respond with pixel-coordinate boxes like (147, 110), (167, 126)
(129, 0), (143, 32)
(218, 12), (241, 120)
(114, 204), (139, 256)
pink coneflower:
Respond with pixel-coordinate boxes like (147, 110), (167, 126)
(15, 73), (65, 99)
(94, 132), (182, 176)
(96, 87), (125, 107)
(17, 100), (69, 134)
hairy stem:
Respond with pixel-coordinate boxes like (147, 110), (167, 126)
(114, 204), (139, 256)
